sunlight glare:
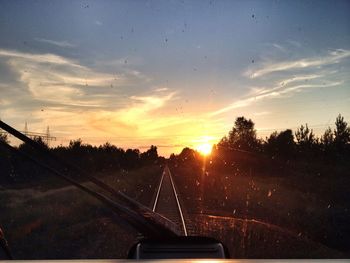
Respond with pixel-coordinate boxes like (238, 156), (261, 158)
(196, 143), (212, 156)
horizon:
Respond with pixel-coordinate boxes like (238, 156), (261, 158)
(0, 1), (349, 156)
(1, 113), (346, 157)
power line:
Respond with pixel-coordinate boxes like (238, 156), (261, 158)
(0, 122), (56, 144)
(50, 123), (333, 141)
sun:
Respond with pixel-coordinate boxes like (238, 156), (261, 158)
(196, 143), (212, 156)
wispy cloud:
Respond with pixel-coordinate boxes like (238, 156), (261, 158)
(0, 49), (154, 108)
(94, 20), (103, 26)
(208, 48), (350, 116)
(154, 87), (169, 92)
(0, 49), (82, 67)
(0, 48), (164, 138)
(35, 38), (76, 48)
(251, 74), (323, 97)
(86, 91), (178, 134)
(0, 48), (210, 153)
(210, 78), (342, 116)
(271, 43), (286, 52)
(277, 74), (321, 87)
(209, 53), (344, 116)
(247, 49), (350, 78)
(129, 92), (177, 113)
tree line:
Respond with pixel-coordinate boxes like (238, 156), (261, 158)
(169, 114), (350, 175)
(0, 135), (162, 185)
(216, 114), (350, 160)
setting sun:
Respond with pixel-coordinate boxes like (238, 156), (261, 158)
(196, 143), (213, 156)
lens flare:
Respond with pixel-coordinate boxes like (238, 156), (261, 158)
(196, 143), (212, 156)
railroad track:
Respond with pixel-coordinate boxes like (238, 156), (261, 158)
(152, 166), (188, 236)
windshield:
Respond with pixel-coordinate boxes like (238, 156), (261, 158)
(0, 0), (349, 259)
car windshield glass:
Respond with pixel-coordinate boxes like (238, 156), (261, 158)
(0, 0), (350, 259)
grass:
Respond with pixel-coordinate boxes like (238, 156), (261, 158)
(0, 164), (162, 259)
(171, 160), (350, 258)
(2, 158), (349, 259)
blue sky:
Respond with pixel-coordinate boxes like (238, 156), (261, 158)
(0, 0), (349, 155)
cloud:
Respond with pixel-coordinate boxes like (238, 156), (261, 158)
(0, 49), (156, 109)
(210, 79), (342, 116)
(207, 48), (350, 117)
(247, 49), (350, 78)
(277, 74), (321, 87)
(0, 48), (204, 153)
(154, 87), (169, 92)
(250, 74), (323, 97)
(35, 38), (76, 48)
(0, 49), (83, 67)
(95, 20), (103, 26)
(128, 92), (177, 115)
(271, 43), (286, 52)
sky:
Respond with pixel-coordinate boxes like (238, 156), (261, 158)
(0, 0), (349, 156)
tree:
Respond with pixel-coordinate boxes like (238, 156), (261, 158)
(266, 129), (294, 157)
(218, 135), (229, 149)
(18, 136), (48, 154)
(69, 138), (83, 150)
(321, 127), (334, 148)
(295, 124), (315, 148)
(123, 149), (140, 169)
(177, 147), (198, 162)
(140, 145), (158, 164)
(220, 116), (258, 151)
(334, 114), (350, 151)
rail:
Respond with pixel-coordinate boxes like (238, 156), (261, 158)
(152, 166), (188, 236)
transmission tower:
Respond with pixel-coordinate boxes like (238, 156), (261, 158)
(24, 121), (28, 135)
(46, 126), (50, 146)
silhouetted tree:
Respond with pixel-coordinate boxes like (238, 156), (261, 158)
(321, 127), (334, 146)
(321, 127), (334, 154)
(18, 136), (48, 154)
(266, 129), (294, 157)
(218, 135), (229, 149)
(69, 138), (83, 150)
(169, 153), (176, 160)
(334, 114), (350, 152)
(295, 124), (315, 152)
(177, 147), (198, 162)
(123, 149), (140, 169)
(140, 145), (158, 164)
(219, 116), (258, 151)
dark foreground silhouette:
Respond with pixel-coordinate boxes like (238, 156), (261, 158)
(0, 114), (349, 258)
